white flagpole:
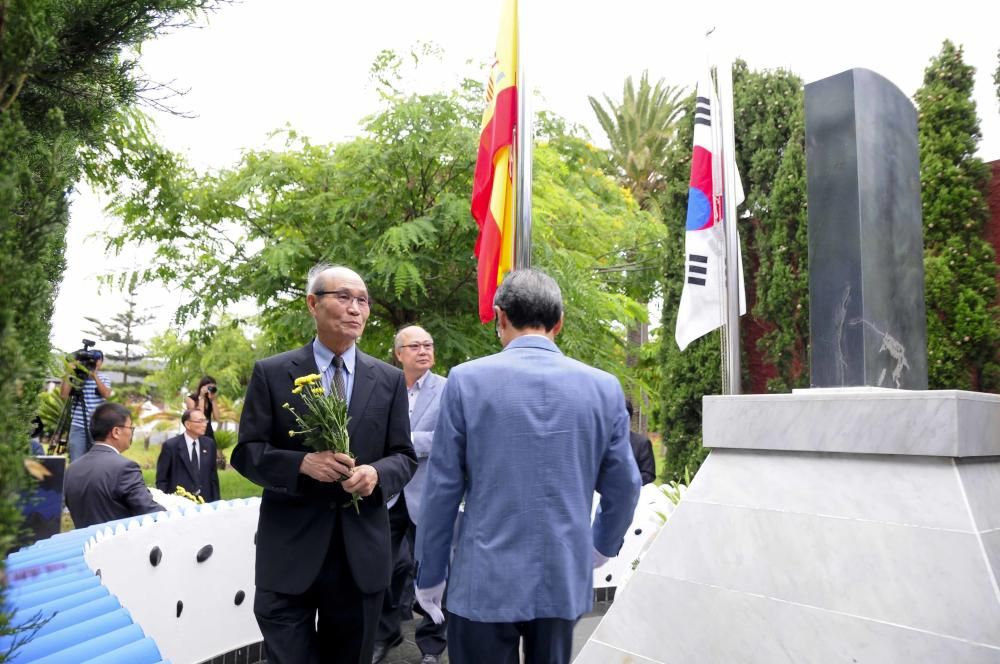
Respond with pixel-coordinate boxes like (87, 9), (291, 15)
(513, 0), (532, 269)
(716, 57), (741, 395)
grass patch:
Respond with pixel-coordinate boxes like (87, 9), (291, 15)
(132, 444), (261, 500)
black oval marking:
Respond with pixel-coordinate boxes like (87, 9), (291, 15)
(149, 547), (162, 567)
(235, 590), (246, 606)
(196, 544), (214, 563)
(176, 600), (184, 617)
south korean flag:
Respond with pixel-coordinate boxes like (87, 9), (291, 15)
(675, 70), (746, 351)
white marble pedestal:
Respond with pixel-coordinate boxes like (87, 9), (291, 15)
(575, 389), (1000, 663)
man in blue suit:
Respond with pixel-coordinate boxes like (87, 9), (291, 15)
(415, 269), (641, 664)
(374, 325), (448, 664)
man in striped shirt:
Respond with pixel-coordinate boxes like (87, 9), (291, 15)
(60, 350), (111, 462)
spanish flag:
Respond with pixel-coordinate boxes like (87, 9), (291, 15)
(471, 0), (517, 323)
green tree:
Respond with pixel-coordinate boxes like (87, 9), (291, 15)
(588, 71), (686, 211)
(146, 317), (258, 408)
(995, 49), (1000, 110)
(0, 0), (220, 657)
(90, 56), (662, 386)
(84, 275), (154, 385)
(915, 40), (999, 390)
(588, 72), (683, 427)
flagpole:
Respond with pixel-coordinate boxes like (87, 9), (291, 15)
(716, 57), (741, 395)
(513, 0), (532, 269)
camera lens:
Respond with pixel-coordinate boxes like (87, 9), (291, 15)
(207, 385), (218, 393)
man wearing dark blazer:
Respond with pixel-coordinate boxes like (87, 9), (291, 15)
(625, 399), (656, 485)
(64, 402), (165, 528)
(155, 409), (221, 502)
(232, 264), (417, 664)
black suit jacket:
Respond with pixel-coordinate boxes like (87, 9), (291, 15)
(155, 433), (221, 502)
(629, 431), (656, 485)
(231, 343), (416, 595)
(64, 445), (165, 528)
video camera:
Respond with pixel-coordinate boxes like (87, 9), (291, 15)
(71, 339), (103, 375)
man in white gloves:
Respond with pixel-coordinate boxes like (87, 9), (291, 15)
(414, 269), (640, 664)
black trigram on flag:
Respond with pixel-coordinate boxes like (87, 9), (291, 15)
(687, 254), (708, 286)
(694, 96), (711, 127)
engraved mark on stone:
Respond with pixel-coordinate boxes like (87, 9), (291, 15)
(850, 318), (910, 388)
(833, 284), (851, 385)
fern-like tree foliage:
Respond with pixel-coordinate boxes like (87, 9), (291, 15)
(88, 52), (664, 384)
(588, 71), (686, 211)
(915, 40), (1000, 391)
(0, 1), (221, 659)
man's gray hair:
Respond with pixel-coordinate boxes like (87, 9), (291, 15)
(306, 262), (336, 295)
(306, 263), (365, 295)
(394, 325), (431, 349)
(493, 269), (563, 331)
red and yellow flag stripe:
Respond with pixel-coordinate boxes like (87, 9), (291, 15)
(471, 0), (517, 323)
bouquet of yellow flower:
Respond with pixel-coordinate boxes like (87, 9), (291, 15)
(174, 486), (206, 504)
(283, 373), (360, 513)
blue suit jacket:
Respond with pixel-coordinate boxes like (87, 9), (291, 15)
(403, 371), (445, 525)
(416, 335), (640, 622)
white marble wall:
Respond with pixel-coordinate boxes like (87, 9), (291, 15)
(576, 390), (1000, 663)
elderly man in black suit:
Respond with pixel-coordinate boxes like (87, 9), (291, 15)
(64, 402), (165, 528)
(155, 409), (221, 502)
(232, 263), (417, 664)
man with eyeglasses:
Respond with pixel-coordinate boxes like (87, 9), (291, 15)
(373, 326), (447, 664)
(233, 263), (416, 664)
(64, 402), (165, 528)
(155, 409), (221, 502)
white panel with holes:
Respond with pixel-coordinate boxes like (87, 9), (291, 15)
(83, 498), (262, 664)
(593, 483), (682, 591)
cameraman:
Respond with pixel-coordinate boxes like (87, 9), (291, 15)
(60, 350), (111, 462)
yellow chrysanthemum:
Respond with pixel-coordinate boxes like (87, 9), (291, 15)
(312, 387), (324, 395)
(288, 430), (296, 437)
(291, 385), (303, 395)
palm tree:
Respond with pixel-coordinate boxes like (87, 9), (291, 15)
(590, 72), (687, 435)
(588, 71), (686, 210)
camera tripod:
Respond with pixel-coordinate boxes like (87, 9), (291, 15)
(47, 385), (91, 457)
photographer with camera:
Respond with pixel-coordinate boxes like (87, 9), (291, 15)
(59, 341), (111, 462)
(184, 375), (218, 439)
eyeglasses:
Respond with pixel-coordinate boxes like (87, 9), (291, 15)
(400, 342), (434, 351)
(188, 419), (208, 424)
(117, 425), (136, 433)
(313, 290), (370, 309)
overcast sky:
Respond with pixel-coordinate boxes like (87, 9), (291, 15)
(51, 0), (1000, 352)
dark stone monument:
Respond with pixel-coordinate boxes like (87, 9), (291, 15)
(805, 68), (928, 389)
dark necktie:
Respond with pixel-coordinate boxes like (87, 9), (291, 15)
(331, 355), (347, 401)
(191, 440), (199, 469)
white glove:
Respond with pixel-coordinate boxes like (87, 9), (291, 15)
(415, 580), (447, 625)
(593, 547), (610, 568)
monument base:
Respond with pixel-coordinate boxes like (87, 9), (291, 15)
(575, 389), (1000, 663)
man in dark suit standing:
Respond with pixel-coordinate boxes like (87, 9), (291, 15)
(232, 263), (417, 664)
(64, 402), (165, 528)
(625, 399), (656, 485)
(155, 409), (221, 502)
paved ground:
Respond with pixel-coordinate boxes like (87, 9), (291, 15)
(379, 602), (612, 664)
